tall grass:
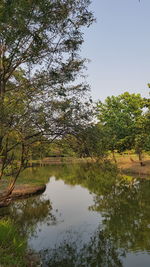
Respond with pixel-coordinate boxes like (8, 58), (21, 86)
(0, 219), (27, 267)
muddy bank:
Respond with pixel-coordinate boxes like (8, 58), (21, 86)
(0, 184), (46, 208)
(11, 184), (46, 199)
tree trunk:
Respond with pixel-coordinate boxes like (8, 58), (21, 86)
(128, 152), (135, 162)
(112, 150), (117, 164)
(138, 151), (145, 166)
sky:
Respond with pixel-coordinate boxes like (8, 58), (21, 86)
(81, 0), (150, 101)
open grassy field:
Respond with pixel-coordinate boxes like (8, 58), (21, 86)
(116, 153), (150, 177)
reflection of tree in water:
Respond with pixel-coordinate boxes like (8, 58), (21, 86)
(41, 228), (124, 267)
(89, 179), (150, 252)
(2, 195), (56, 237)
(54, 162), (119, 196)
(2, 163), (150, 265)
(49, 163), (150, 256)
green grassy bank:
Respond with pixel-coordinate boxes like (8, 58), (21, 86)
(0, 219), (27, 267)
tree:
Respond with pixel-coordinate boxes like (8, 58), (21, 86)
(62, 124), (109, 159)
(97, 92), (147, 164)
(0, 0), (94, 202)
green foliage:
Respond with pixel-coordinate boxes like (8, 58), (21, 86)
(0, 219), (27, 267)
(0, 0), (94, 192)
(61, 124), (109, 159)
(97, 92), (149, 161)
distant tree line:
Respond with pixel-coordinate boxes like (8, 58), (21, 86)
(51, 91), (150, 166)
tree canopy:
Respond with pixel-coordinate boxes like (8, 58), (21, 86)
(97, 92), (149, 164)
(0, 0), (94, 199)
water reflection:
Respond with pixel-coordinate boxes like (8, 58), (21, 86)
(91, 180), (150, 253)
(2, 196), (56, 237)
(41, 228), (124, 267)
(1, 163), (150, 266)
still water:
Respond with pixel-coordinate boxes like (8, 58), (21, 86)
(3, 163), (150, 266)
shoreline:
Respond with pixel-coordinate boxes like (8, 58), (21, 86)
(1, 156), (150, 207)
(0, 184), (46, 208)
(11, 184), (46, 200)
(117, 156), (150, 178)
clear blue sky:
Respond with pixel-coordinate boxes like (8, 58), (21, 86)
(82, 0), (150, 101)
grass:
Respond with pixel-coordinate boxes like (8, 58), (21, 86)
(0, 219), (27, 267)
(114, 153), (150, 177)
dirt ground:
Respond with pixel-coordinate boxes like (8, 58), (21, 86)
(116, 154), (150, 177)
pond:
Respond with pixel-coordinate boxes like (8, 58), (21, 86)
(2, 163), (150, 266)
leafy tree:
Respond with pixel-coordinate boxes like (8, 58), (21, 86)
(62, 124), (109, 159)
(143, 89), (150, 153)
(97, 92), (147, 164)
(0, 0), (94, 202)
